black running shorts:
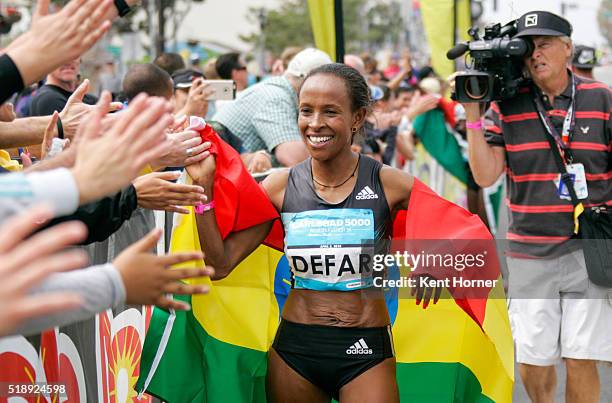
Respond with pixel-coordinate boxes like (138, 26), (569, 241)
(271, 319), (394, 400)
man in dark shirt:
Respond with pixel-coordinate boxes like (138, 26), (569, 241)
(30, 58), (97, 117)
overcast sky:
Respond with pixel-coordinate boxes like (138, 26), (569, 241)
(480, 0), (606, 47)
(178, 0), (280, 51)
(178, 0), (607, 51)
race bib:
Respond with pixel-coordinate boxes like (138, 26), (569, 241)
(282, 209), (375, 291)
(554, 163), (588, 200)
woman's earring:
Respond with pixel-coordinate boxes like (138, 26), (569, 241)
(351, 127), (358, 133)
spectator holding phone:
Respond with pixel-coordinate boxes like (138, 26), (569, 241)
(212, 48), (332, 167)
(172, 68), (212, 119)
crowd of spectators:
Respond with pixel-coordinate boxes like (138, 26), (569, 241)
(0, 3), (610, 401)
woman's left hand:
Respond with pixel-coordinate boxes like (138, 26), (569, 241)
(152, 130), (212, 168)
(186, 153), (216, 187)
(410, 274), (443, 309)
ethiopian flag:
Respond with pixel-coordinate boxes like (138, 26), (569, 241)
(136, 120), (513, 402)
(413, 108), (468, 185)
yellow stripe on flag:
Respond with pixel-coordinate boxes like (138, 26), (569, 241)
(170, 199), (283, 352)
(0, 149), (21, 171)
(392, 280), (513, 403)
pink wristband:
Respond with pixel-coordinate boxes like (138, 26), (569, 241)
(194, 201), (215, 214)
(466, 120), (484, 130)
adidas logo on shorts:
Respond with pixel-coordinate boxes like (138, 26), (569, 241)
(346, 338), (373, 355)
(355, 186), (379, 200)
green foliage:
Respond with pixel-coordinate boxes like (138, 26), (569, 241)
(362, 1), (403, 50)
(598, 0), (612, 47)
(241, 0), (313, 56)
(241, 0), (405, 56)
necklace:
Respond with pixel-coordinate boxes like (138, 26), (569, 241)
(311, 156), (359, 189)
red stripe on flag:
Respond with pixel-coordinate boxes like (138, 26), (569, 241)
(506, 142), (549, 152)
(192, 119), (280, 239)
(404, 179), (496, 328)
(575, 111), (609, 120)
(502, 112), (538, 123)
(571, 142), (608, 151)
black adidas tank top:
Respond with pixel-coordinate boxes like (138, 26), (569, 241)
(281, 155), (391, 291)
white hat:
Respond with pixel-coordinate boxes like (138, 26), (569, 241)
(286, 48), (332, 78)
(419, 77), (442, 95)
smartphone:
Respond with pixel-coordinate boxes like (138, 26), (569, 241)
(202, 80), (236, 101)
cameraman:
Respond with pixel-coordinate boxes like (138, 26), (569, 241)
(455, 11), (612, 403)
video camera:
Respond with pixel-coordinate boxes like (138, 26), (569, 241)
(447, 20), (533, 103)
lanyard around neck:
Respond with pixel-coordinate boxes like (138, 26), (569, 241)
(532, 75), (576, 163)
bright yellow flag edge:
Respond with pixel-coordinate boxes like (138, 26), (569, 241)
(421, 0), (472, 80)
(307, 0), (336, 61)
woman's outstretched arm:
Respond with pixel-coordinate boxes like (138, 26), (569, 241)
(187, 157), (287, 279)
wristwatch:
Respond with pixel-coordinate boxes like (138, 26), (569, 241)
(114, 0), (132, 17)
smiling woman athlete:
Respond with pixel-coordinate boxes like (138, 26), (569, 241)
(186, 63), (413, 402)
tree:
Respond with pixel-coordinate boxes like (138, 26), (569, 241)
(241, 0), (313, 56)
(44, 0), (203, 56)
(241, 0), (405, 56)
(363, 1), (404, 51)
(598, 0), (612, 48)
(132, 0), (206, 56)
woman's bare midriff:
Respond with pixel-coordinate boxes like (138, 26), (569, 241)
(281, 288), (390, 328)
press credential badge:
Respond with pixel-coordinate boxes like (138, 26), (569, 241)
(554, 163), (588, 200)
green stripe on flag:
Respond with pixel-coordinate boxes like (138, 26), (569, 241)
(137, 295), (268, 403)
(138, 301), (497, 403)
(413, 109), (468, 184)
(397, 362), (494, 403)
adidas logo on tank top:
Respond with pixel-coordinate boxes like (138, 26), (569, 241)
(346, 338), (373, 355)
(355, 186), (379, 200)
